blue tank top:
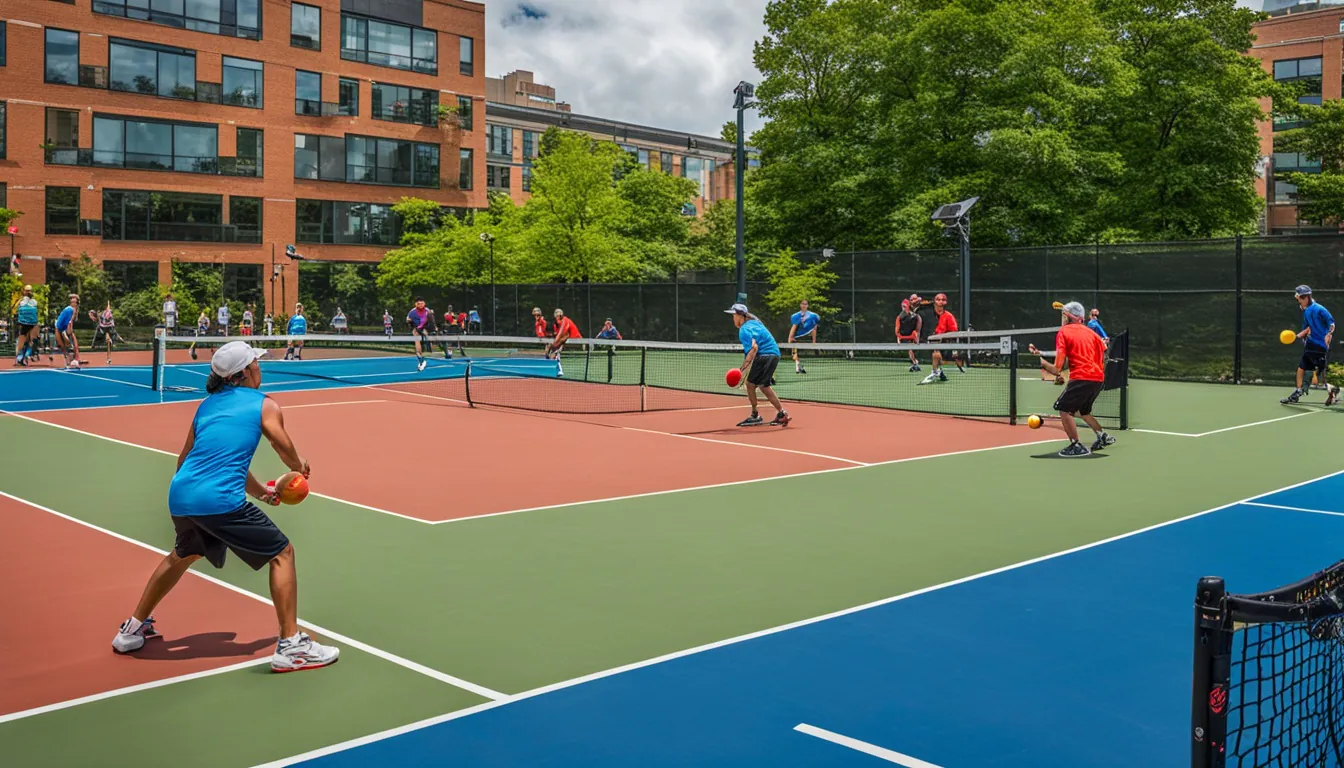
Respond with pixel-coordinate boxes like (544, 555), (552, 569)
(168, 386), (266, 517)
(16, 298), (38, 325)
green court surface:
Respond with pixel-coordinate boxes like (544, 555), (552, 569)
(0, 376), (1337, 766)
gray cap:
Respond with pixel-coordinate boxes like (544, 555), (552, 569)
(1296, 285), (1313, 297)
(210, 341), (267, 378)
(724, 303), (749, 314)
(1062, 301), (1086, 320)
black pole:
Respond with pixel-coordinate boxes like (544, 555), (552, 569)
(489, 239), (496, 335)
(1234, 235), (1243, 384)
(960, 220), (971, 330)
(1191, 575), (1231, 768)
(733, 83), (752, 304)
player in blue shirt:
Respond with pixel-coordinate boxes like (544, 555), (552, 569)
(406, 298), (448, 371)
(1283, 285), (1338, 405)
(283, 303), (307, 361)
(467, 307), (482, 334)
(726, 303), (790, 427)
(54, 293), (82, 368)
(595, 318), (622, 340)
(14, 285), (40, 366)
(788, 300), (820, 374)
(1086, 309), (1108, 346)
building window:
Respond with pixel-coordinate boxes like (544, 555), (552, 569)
(296, 199), (401, 245)
(294, 134), (344, 181)
(0, 183), (6, 208)
(487, 124), (512, 158)
(459, 148), (473, 190)
(661, 152), (673, 174)
(523, 131), (539, 161)
(103, 189), (224, 241)
(296, 134), (438, 188)
(486, 165), (511, 190)
(93, 0), (261, 39)
(339, 78), (359, 117)
(110, 39), (197, 99)
(522, 165), (532, 192)
(45, 29), (81, 85)
(295, 70), (322, 115)
(235, 127), (263, 176)
(291, 2), (320, 49)
(1273, 56), (1323, 132)
(457, 96), (472, 131)
(92, 115), (219, 173)
(47, 108), (81, 149)
(0, 102), (5, 159)
(230, 196), (262, 244)
(459, 35), (472, 76)
(46, 187), (81, 235)
(222, 56), (263, 108)
(1, 21), (7, 67)
(340, 14), (437, 75)
(370, 82), (438, 125)
(638, 148), (650, 168)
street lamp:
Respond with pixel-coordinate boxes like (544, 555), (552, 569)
(930, 197), (979, 330)
(479, 232), (496, 334)
(733, 81), (755, 304)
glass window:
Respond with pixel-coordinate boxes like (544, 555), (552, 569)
(459, 35), (472, 76)
(1274, 57), (1323, 81)
(222, 56), (263, 108)
(237, 0), (260, 38)
(487, 124), (512, 157)
(296, 198), (400, 245)
(523, 131), (538, 160)
(291, 2), (320, 49)
(93, 116), (124, 166)
(1299, 57), (1323, 77)
(235, 127), (263, 176)
(522, 165), (532, 193)
(412, 29), (436, 75)
(459, 148), (473, 190)
(458, 96), (472, 131)
(45, 29), (80, 85)
(46, 187), (81, 235)
(661, 151), (673, 174)
(125, 120), (174, 169)
(96, 0), (258, 38)
(1, 21), (7, 67)
(174, 124), (217, 172)
(413, 143), (439, 188)
(320, 136), (346, 181)
(341, 15), (366, 61)
(294, 134), (319, 179)
(0, 103), (6, 159)
(91, 116), (220, 173)
(103, 189), (223, 241)
(0, 183), (5, 209)
(487, 165), (511, 190)
(109, 39), (196, 100)
(370, 82), (438, 125)
(229, 196), (261, 243)
(1274, 180), (1298, 204)
(295, 70), (321, 115)
(340, 14), (436, 74)
(339, 78), (359, 116)
(46, 108), (81, 148)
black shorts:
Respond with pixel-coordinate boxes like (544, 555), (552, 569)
(445, 325), (463, 336)
(18, 323), (35, 336)
(172, 502), (290, 570)
(1301, 348), (1329, 374)
(1054, 380), (1105, 416)
(748, 354), (780, 387)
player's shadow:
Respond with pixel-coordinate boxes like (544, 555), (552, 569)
(132, 632), (277, 661)
(1030, 452), (1111, 460)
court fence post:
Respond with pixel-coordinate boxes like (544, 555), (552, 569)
(1234, 236), (1243, 385)
(639, 346), (647, 412)
(1008, 338), (1018, 425)
(1191, 576), (1231, 768)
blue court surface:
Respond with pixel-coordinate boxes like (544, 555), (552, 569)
(270, 473), (1344, 768)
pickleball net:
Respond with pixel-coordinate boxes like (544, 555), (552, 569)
(1191, 561), (1344, 767)
(148, 332), (1132, 425)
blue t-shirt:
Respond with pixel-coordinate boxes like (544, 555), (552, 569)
(790, 310), (819, 336)
(1086, 319), (1107, 340)
(55, 306), (75, 331)
(16, 297), (38, 325)
(596, 326), (620, 339)
(739, 319), (780, 357)
(1303, 302), (1335, 351)
(468, 310), (480, 323)
(288, 315), (307, 335)
(168, 386), (266, 517)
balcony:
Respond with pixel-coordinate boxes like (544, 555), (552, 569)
(45, 148), (94, 166)
(47, 148), (261, 178)
(371, 103), (439, 127)
(295, 99), (350, 118)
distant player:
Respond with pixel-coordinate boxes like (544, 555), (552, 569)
(284, 304), (307, 361)
(406, 298), (441, 372)
(264, 313), (274, 337)
(1086, 309), (1108, 346)
(331, 307), (348, 335)
(788, 299), (819, 374)
(919, 293), (964, 384)
(383, 310), (394, 338)
(595, 318), (622, 341)
(91, 301), (120, 364)
(163, 293), (178, 331)
(217, 303), (230, 336)
(548, 308), (580, 377)
(15, 285), (39, 366)
(726, 303), (789, 427)
(241, 304), (255, 337)
(467, 307), (482, 334)
(1030, 302), (1115, 457)
(442, 304), (465, 356)
(54, 294), (82, 368)
(895, 299), (922, 372)
(189, 310), (210, 360)
(1282, 285), (1338, 406)
(532, 307), (548, 339)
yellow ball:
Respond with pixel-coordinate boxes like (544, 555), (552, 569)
(1027, 414), (1043, 429)
(1280, 329), (1297, 345)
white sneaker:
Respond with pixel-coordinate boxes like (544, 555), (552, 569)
(416, 358), (427, 372)
(112, 616), (161, 654)
(918, 372), (938, 386)
(271, 632), (340, 673)
(1327, 384), (1340, 407)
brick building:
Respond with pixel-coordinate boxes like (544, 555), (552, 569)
(0, 0), (486, 315)
(1250, 1), (1344, 233)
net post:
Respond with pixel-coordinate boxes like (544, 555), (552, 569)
(1191, 575), (1230, 768)
(1119, 329), (1130, 431)
(1006, 336), (1017, 425)
(151, 327), (165, 392)
(464, 360), (474, 407)
(639, 346), (647, 412)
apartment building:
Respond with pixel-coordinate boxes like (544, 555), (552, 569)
(485, 69), (569, 112)
(0, 0), (486, 314)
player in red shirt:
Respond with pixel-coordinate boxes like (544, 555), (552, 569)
(532, 307), (549, 339)
(548, 308), (580, 377)
(918, 293), (965, 384)
(1030, 301), (1115, 457)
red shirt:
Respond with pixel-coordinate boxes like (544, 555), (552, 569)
(458, 312), (468, 327)
(445, 312), (458, 326)
(553, 316), (581, 339)
(934, 310), (958, 336)
(534, 317), (549, 338)
(1056, 322), (1107, 382)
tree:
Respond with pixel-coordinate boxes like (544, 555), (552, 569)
(612, 167), (699, 277)
(761, 250), (839, 317)
(1278, 99), (1344, 225)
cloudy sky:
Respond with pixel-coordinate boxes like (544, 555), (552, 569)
(483, 0), (1267, 139)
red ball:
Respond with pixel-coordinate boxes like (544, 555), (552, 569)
(726, 368), (743, 388)
(272, 471), (310, 505)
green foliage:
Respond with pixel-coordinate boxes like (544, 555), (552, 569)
(761, 250), (839, 317)
(392, 197), (445, 236)
(1279, 100), (1344, 225)
(60, 254), (111, 310)
(688, 200), (739, 272)
(114, 284), (167, 328)
(0, 207), (22, 232)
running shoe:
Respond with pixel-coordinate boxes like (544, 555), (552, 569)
(112, 616), (161, 654)
(1090, 433), (1117, 451)
(938, 371), (948, 382)
(1057, 441), (1091, 458)
(416, 358), (427, 372)
(918, 372), (938, 385)
(1327, 384), (1340, 407)
(736, 413), (764, 427)
(770, 411), (791, 427)
(909, 364), (921, 373)
(798, 366), (807, 374)
(1281, 389), (1302, 405)
(271, 632), (340, 673)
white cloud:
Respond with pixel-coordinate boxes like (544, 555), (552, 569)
(483, 0), (769, 139)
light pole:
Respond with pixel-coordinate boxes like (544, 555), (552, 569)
(479, 232), (495, 334)
(930, 197), (979, 331)
(733, 81), (755, 304)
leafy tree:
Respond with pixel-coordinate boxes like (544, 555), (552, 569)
(761, 250), (839, 317)
(1278, 100), (1344, 225)
(688, 200), (739, 272)
(0, 207), (21, 232)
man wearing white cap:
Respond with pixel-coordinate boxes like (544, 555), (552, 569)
(112, 341), (339, 672)
(726, 303), (790, 427)
(1282, 285), (1337, 406)
(1030, 301), (1115, 457)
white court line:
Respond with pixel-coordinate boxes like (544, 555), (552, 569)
(0, 395), (117, 405)
(1, 412), (437, 526)
(285, 399), (388, 410)
(794, 724), (942, 768)
(0, 658), (271, 725)
(1243, 501), (1344, 519)
(0, 490), (505, 704)
(258, 468), (1344, 767)
(1131, 428), (1201, 438)
(620, 426), (870, 467)
(1133, 410), (1323, 439)
(369, 385), (468, 406)
(56, 368), (153, 390)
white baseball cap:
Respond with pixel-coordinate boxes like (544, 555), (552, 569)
(724, 303), (749, 315)
(1062, 301), (1086, 320)
(210, 341), (267, 378)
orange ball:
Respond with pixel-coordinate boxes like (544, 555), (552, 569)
(271, 471), (310, 505)
(1027, 414), (1044, 429)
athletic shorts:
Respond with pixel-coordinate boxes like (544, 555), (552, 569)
(18, 323), (35, 336)
(897, 334), (919, 343)
(172, 502), (290, 570)
(1054, 380), (1105, 416)
(94, 327), (115, 341)
(445, 325), (463, 336)
(748, 354), (780, 387)
(1301, 347), (1329, 374)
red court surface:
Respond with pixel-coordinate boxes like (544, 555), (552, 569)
(28, 386), (1050, 522)
(0, 495), (279, 718)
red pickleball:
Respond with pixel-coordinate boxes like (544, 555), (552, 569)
(267, 471), (310, 505)
(726, 368), (743, 388)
